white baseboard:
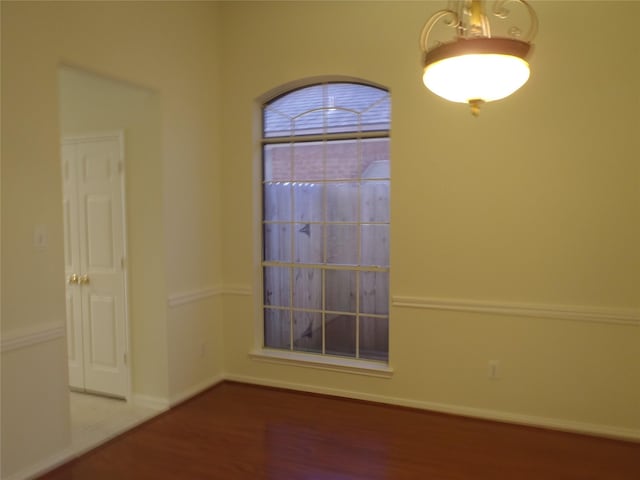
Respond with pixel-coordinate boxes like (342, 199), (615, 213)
(2, 445), (78, 480)
(224, 373), (640, 443)
(131, 394), (170, 411)
(169, 374), (225, 407)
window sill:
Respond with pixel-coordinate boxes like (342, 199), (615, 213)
(249, 349), (394, 378)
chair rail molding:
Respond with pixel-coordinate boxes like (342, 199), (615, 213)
(1, 322), (66, 353)
(167, 284), (252, 308)
(391, 296), (640, 326)
(167, 286), (224, 308)
(222, 284), (252, 296)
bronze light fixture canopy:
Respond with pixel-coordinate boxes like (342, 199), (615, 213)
(420, 0), (538, 116)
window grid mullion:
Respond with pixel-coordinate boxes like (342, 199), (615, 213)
(264, 220), (389, 226)
(265, 304), (388, 320)
(321, 269), (326, 355)
(262, 261), (389, 273)
(289, 271), (294, 351)
(288, 137), (295, 351)
(321, 138), (328, 354)
(264, 177), (391, 184)
(261, 130), (389, 145)
(355, 135), (362, 359)
(262, 82), (389, 362)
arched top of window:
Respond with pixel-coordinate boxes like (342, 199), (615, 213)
(263, 82), (390, 138)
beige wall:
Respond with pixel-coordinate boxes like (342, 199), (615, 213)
(1, 0), (639, 478)
(1, 1), (223, 477)
(219, 0), (640, 435)
(1, 339), (71, 479)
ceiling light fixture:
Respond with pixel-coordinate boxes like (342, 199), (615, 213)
(420, 0), (538, 116)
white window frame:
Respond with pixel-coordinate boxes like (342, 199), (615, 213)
(252, 80), (393, 377)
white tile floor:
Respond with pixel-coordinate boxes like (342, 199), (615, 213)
(69, 391), (159, 455)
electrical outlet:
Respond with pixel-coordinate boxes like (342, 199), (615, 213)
(488, 360), (500, 380)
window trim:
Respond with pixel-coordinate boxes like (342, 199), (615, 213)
(254, 80), (391, 375)
(249, 348), (393, 378)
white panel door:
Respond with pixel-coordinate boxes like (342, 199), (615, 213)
(62, 143), (84, 390)
(62, 134), (128, 398)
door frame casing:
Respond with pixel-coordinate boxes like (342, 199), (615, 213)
(61, 130), (132, 402)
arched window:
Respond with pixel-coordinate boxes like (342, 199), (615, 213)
(261, 82), (390, 363)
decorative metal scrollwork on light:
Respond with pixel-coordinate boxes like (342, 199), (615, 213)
(420, 0), (538, 116)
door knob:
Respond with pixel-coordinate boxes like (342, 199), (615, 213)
(68, 273), (79, 284)
(79, 274), (90, 285)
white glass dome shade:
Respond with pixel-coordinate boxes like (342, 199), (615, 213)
(422, 37), (532, 104)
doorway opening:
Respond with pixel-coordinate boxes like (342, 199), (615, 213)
(58, 64), (164, 452)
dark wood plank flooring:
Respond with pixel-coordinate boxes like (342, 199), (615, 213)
(39, 381), (640, 479)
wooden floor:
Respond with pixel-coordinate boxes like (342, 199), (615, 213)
(39, 382), (640, 480)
